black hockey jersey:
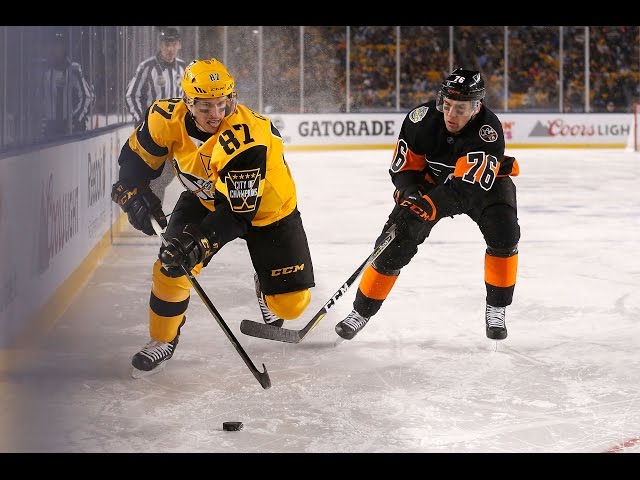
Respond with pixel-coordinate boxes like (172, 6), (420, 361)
(389, 100), (519, 218)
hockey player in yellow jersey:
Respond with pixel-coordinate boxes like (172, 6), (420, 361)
(111, 58), (315, 377)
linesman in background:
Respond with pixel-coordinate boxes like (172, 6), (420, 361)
(125, 27), (187, 205)
(335, 68), (521, 342)
(113, 58), (315, 377)
(39, 29), (95, 138)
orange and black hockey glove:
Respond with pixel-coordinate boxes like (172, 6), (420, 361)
(393, 183), (436, 222)
(398, 191), (437, 223)
(159, 224), (220, 272)
(111, 180), (167, 236)
(393, 189), (438, 240)
(393, 184), (422, 205)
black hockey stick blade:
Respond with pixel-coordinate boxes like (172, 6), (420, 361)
(151, 219), (271, 389)
(240, 224), (397, 344)
(240, 320), (302, 343)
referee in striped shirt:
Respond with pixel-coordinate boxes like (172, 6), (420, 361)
(125, 27), (187, 204)
(40, 30), (96, 138)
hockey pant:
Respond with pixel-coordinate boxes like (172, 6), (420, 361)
(147, 192), (315, 341)
(353, 188), (520, 318)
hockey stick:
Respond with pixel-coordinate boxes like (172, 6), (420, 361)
(150, 218), (271, 390)
(240, 223), (397, 344)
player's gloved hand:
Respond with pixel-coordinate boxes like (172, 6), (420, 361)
(398, 191), (436, 223)
(393, 190), (437, 240)
(393, 184), (422, 205)
(159, 224), (219, 272)
(111, 180), (167, 236)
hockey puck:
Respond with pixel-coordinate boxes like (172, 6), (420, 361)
(223, 421), (244, 431)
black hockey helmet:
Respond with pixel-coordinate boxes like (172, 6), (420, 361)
(439, 68), (485, 102)
(159, 27), (181, 43)
(436, 68), (485, 114)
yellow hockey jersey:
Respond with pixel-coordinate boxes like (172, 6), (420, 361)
(120, 98), (297, 229)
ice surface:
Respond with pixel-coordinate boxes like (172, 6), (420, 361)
(2, 148), (639, 453)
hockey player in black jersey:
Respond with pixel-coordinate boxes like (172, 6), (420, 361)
(335, 68), (520, 341)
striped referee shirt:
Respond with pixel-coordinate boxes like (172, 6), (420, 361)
(40, 58), (95, 129)
(125, 52), (187, 123)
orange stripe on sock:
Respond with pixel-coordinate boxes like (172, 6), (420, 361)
(485, 253), (518, 288)
(359, 265), (399, 301)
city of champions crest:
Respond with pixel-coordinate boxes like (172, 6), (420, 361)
(225, 168), (261, 212)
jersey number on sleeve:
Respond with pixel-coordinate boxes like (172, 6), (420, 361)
(389, 139), (409, 173)
(151, 98), (181, 118)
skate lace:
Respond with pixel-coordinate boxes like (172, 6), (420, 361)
(140, 340), (174, 361)
(342, 311), (369, 331)
(486, 305), (506, 328)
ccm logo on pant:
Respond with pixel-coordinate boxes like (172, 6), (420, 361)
(271, 264), (305, 276)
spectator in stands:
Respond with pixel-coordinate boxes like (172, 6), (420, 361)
(39, 29), (96, 139)
(125, 27), (187, 205)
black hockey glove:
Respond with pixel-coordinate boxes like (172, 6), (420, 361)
(159, 224), (219, 272)
(393, 190), (437, 240)
(111, 180), (167, 236)
(398, 191), (436, 223)
(393, 184), (422, 205)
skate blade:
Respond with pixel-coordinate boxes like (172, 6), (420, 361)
(131, 361), (166, 379)
(334, 337), (346, 347)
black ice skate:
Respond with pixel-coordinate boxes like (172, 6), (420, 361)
(254, 273), (284, 328)
(485, 304), (507, 340)
(131, 317), (185, 378)
(335, 309), (371, 340)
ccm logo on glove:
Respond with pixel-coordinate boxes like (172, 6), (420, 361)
(399, 193), (437, 222)
(111, 180), (167, 236)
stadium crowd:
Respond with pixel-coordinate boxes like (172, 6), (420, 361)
(1, 26), (638, 152)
